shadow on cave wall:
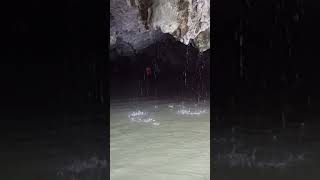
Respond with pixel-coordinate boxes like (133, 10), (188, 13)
(110, 35), (210, 98)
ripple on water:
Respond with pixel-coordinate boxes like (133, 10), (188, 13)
(128, 110), (160, 126)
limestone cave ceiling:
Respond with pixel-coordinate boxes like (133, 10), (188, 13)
(110, 0), (210, 56)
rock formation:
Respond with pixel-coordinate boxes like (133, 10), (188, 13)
(110, 0), (210, 55)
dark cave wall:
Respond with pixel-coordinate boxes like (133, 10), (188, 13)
(110, 38), (210, 98)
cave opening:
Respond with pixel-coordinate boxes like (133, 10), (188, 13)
(110, 29), (211, 179)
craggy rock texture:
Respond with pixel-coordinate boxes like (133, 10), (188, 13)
(110, 0), (210, 55)
(110, 0), (163, 56)
(151, 0), (210, 52)
(193, 28), (210, 51)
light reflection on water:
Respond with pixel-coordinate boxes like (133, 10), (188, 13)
(111, 97), (210, 180)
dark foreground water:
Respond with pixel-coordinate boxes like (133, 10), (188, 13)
(0, 107), (107, 180)
(213, 122), (320, 180)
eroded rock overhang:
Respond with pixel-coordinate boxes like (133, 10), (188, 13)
(110, 0), (210, 55)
